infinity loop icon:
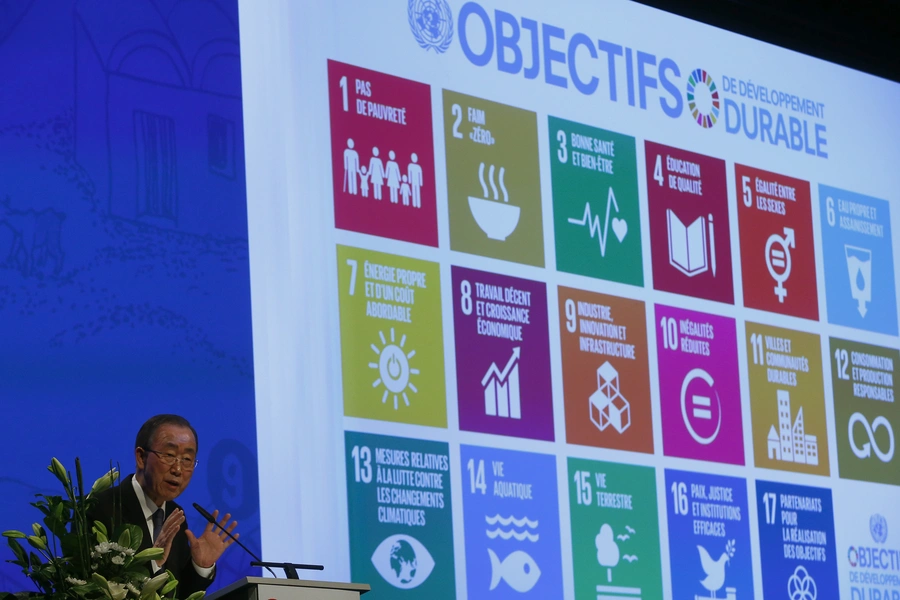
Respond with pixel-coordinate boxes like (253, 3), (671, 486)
(848, 412), (895, 462)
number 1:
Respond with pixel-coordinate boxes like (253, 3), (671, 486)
(339, 76), (348, 112)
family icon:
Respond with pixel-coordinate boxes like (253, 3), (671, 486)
(343, 138), (424, 207)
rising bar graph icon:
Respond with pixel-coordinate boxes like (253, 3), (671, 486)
(482, 347), (521, 419)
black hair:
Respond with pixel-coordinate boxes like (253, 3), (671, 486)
(135, 414), (199, 452)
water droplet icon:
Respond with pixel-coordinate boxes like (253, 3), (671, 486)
(857, 268), (866, 291)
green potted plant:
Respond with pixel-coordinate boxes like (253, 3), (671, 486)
(2, 458), (202, 600)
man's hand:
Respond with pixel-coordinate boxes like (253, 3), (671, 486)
(186, 510), (238, 569)
(154, 509), (185, 566)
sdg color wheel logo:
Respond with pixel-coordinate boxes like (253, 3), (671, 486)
(686, 68), (720, 128)
(408, 0), (453, 53)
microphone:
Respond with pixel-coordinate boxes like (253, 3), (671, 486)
(192, 503), (278, 578)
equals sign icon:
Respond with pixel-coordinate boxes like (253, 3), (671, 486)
(771, 247), (786, 268)
(692, 395), (712, 420)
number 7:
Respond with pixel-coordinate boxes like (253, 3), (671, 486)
(346, 259), (358, 295)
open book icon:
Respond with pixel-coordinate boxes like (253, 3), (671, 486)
(667, 209), (716, 277)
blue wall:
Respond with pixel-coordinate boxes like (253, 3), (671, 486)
(0, 0), (259, 590)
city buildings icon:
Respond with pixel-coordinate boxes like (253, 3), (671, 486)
(589, 362), (631, 433)
(767, 390), (818, 465)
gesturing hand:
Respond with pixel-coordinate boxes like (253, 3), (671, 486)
(154, 509), (185, 566)
(186, 510), (239, 569)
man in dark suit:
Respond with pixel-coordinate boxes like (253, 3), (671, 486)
(89, 415), (239, 598)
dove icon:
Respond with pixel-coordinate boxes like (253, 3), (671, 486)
(697, 540), (736, 599)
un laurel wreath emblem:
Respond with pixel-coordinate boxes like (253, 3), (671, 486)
(408, 0), (453, 53)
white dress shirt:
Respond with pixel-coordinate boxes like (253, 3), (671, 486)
(131, 476), (214, 578)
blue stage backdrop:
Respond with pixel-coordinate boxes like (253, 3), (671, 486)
(0, 0), (259, 591)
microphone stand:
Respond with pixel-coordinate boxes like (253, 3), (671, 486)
(192, 503), (281, 578)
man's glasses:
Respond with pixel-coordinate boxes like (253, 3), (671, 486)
(142, 448), (199, 471)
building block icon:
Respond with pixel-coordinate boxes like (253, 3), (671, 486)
(589, 361), (631, 433)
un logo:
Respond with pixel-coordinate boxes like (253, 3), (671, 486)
(408, 0), (453, 53)
(870, 513), (888, 544)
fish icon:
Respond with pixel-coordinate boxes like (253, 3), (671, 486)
(488, 548), (541, 592)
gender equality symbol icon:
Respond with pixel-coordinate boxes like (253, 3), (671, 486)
(766, 228), (795, 302)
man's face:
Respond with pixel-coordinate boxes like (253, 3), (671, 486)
(135, 424), (197, 506)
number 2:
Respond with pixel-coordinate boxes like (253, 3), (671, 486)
(452, 104), (463, 139)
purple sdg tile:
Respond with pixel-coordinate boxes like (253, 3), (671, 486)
(452, 266), (553, 440)
(656, 304), (744, 465)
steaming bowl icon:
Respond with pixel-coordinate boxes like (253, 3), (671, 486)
(468, 197), (520, 241)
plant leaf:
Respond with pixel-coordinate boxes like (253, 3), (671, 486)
(126, 524), (143, 551)
(91, 572), (112, 597)
(93, 520), (108, 537)
(48, 458), (69, 487)
(183, 591), (206, 600)
(88, 469), (119, 497)
(133, 547), (164, 562)
(26, 536), (47, 551)
(159, 580), (177, 596)
(2, 530), (26, 539)
(140, 573), (169, 600)
(117, 527), (132, 549)
(7, 538), (27, 566)
(28, 551), (43, 568)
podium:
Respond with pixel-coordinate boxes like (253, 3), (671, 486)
(206, 577), (370, 600)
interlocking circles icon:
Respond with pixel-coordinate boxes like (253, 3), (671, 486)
(787, 565), (817, 600)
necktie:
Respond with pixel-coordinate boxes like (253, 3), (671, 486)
(152, 508), (165, 543)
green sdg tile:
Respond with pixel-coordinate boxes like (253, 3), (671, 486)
(567, 458), (663, 600)
(549, 117), (643, 286)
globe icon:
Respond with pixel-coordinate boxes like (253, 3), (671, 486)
(414, 1), (447, 44)
(389, 539), (418, 584)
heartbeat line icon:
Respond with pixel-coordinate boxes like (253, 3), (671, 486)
(567, 187), (627, 257)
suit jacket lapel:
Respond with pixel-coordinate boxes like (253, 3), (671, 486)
(121, 474), (154, 552)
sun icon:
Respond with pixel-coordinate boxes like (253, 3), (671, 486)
(369, 328), (419, 409)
